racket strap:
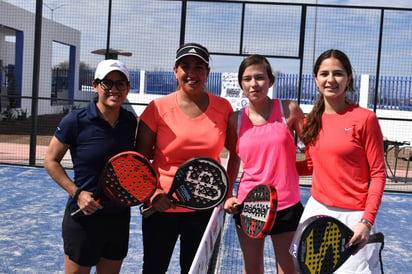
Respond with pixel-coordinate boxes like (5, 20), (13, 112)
(378, 241), (384, 274)
(372, 232), (385, 274)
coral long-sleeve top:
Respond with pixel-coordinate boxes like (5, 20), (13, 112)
(308, 104), (386, 224)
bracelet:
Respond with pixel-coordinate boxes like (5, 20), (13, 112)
(360, 219), (373, 231)
(72, 187), (83, 202)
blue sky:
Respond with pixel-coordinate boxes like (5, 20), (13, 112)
(3, 0), (412, 76)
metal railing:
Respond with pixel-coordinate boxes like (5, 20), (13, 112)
(73, 69), (412, 110)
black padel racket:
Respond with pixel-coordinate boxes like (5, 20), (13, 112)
(235, 184), (277, 239)
(290, 215), (385, 274)
(141, 157), (228, 218)
(71, 151), (157, 217)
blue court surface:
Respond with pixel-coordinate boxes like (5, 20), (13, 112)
(0, 164), (411, 273)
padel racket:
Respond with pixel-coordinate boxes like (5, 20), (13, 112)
(235, 184), (277, 239)
(141, 157), (228, 218)
(71, 151), (157, 217)
(290, 215), (385, 274)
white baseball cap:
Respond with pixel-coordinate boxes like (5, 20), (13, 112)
(94, 59), (130, 81)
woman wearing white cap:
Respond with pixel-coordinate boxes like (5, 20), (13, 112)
(136, 43), (237, 273)
(44, 59), (137, 273)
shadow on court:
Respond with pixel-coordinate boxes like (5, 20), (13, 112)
(0, 165), (411, 273)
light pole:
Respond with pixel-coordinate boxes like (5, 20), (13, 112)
(105, 0), (112, 59)
(43, 2), (66, 21)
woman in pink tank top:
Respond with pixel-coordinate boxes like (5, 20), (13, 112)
(224, 55), (305, 274)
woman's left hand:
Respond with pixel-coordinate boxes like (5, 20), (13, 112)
(347, 222), (371, 254)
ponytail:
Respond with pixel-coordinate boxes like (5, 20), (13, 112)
(302, 95), (324, 145)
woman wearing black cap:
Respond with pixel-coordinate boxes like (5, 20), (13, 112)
(136, 43), (237, 273)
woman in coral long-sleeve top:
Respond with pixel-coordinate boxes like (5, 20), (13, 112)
(298, 49), (386, 274)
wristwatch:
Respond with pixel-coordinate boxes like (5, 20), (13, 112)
(360, 219), (373, 230)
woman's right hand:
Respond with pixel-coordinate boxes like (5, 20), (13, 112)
(77, 190), (103, 215)
(150, 189), (176, 212)
(224, 196), (240, 214)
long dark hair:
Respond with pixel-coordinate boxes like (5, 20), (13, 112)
(301, 49), (354, 145)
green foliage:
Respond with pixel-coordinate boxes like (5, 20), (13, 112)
(61, 104), (80, 115)
(0, 107), (27, 121)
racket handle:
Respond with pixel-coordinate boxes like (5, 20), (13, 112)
(70, 207), (83, 217)
(140, 205), (157, 218)
(233, 203), (243, 211)
(70, 199), (101, 218)
(348, 232), (384, 255)
(368, 232), (384, 244)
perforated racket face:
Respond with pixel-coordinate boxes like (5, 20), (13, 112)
(240, 184), (277, 239)
(101, 151), (157, 207)
(170, 157), (228, 210)
(293, 215), (354, 274)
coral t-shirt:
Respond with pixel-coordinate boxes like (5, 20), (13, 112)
(140, 92), (233, 212)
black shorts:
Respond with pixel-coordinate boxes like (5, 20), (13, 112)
(142, 209), (213, 274)
(62, 206), (131, 267)
(234, 201), (303, 235)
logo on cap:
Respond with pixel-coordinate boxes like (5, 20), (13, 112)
(175, 45), (209, 65)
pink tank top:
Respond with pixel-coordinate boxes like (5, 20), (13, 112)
(236, 99), (300, 211)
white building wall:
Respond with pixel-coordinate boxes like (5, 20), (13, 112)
(0, 2), (81, 115)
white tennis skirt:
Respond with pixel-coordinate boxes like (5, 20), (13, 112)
(299, 196), (382, 274)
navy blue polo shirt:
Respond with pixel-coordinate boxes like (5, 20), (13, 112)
(55, 101), (137, 213)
